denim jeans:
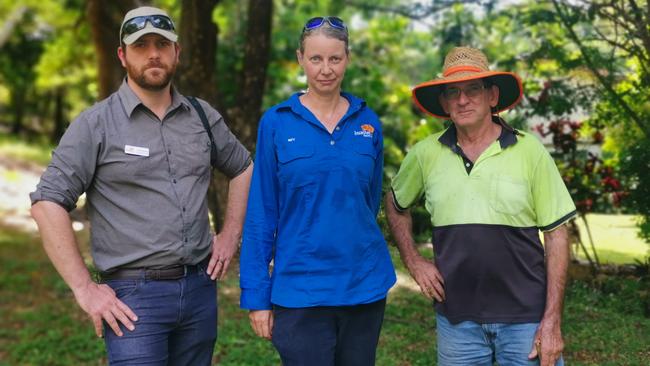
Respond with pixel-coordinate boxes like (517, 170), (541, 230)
(436, 314), (564, 366)
(103, 266), (217, 365)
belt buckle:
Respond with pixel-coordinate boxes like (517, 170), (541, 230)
(145, 268), (160, 280)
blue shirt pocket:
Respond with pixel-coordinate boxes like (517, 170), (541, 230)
(277, 143), (315, 163)
(350, 142), (377, 184)
(276, 143), (315, 188)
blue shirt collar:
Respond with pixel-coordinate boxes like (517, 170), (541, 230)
(277, 92), (366, 128)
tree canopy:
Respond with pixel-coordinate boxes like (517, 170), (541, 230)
(0, 0), (648, 240)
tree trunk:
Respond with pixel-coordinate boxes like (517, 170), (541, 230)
(86, 0), (138, 100)
(177, 0), (219, 106)
(228, 0), (273, 150)
(177, 0), (222, 230)
(52, 87), (66, 143)
(10, 88), (25, 135)
(176, 0), (273, 232)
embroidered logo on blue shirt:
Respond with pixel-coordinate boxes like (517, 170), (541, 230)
(354, 124), (374, 138)
(287, 137), (296, 142)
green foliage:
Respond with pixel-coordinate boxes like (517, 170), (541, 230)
(0, 0), (93, 139)
(619, 138), (650, 242)
(0, 133), (53, 165)
(0, 0), (649, 239)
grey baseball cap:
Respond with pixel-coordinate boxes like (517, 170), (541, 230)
(120, 6), (178, 45)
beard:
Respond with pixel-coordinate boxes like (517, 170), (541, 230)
(125, 59), (176, 91)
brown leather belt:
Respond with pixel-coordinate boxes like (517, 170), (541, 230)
(100, 256), (210, 281)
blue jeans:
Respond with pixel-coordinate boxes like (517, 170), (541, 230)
(103, 266), (217, 365)
(436, 314), (564, 366)
(271, 299), (386, 366)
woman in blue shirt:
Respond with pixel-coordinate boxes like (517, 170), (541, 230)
(240, 16), (396, 366)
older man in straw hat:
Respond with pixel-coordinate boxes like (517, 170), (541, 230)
(30, 5), (252, 365)
(386, 46), (575, 366)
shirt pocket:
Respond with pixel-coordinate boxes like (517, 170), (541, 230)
(126, 154), (160, 177)
(351, 142), (377, 183)
(121, 143), (161, 178)
(489, 175), (529, 215)
(277, 143), (314, 164)
(178, 134), (211, 177)
(276, 143), (315, 187)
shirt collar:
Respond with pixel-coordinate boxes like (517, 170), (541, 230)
(279, 91), (366, 123)
(118, 78), (190, 118)
(438, 115), (519, 151)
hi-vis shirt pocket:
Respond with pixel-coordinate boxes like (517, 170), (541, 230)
(489, 175), (530, 215)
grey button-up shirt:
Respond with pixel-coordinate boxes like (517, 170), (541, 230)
(30, 81), (251, 272)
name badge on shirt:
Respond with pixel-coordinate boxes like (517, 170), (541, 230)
(124, 145), (150, 157)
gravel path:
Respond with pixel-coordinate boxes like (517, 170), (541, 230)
(0, 156), (44, 232)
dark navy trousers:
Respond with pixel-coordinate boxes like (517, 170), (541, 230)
(272, 298), (386, 366)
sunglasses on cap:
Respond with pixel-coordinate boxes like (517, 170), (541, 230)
(121, 15), (176, 39)
(302, 16), (347, 32)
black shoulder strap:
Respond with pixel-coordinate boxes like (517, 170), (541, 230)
(186, 96), (217, 167)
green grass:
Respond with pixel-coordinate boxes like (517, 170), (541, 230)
(574, 214), (650, 264)
(0, 134), (54, 166)
(0, 226), (105, 366)
(1, 223), (649, 365)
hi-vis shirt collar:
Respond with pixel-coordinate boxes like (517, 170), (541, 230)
(438, 115), (519, 152)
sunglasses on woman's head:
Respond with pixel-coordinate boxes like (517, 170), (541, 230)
(303, 16), (347, 32)
(121, 15), (176, 39)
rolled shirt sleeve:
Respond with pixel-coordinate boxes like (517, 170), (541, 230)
(390, 143), (425, 211)
(30, 112), (99, 211)
(199, 99), (251, 178)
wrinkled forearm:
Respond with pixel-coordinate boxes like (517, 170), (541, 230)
(542, 224), (570, 324)
(385, 192), (421, 268)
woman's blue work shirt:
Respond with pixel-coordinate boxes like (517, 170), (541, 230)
(240, 92), (396, 310)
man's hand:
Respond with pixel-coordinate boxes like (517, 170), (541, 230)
(384, 192), (445, 302)
(406, 256), (445, 302)
(528, 318), (563, 366)
(207, 232), (239, 280)
(249, 310), (274, 340)
(208, 163), (252, 280)
(73, 281), (138, 337)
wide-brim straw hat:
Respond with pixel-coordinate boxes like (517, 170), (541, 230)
(412, 47), (523, 119)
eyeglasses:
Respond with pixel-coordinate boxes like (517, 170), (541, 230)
(303, 16), (347, 32)
(442, 83), (488, 100)
(121, 15), (176, 40)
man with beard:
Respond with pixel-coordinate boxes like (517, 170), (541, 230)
(29, 6), (252, 365)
